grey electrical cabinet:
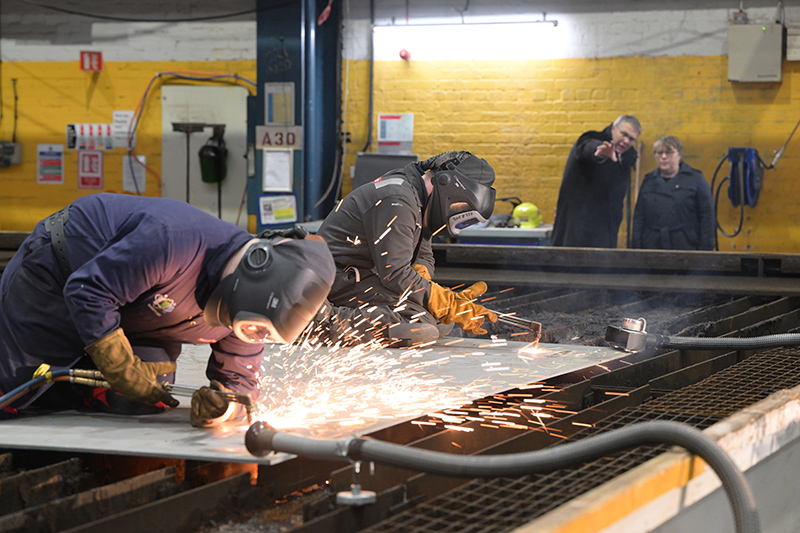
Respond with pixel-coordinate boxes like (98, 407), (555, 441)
(728, 22), (783, 82)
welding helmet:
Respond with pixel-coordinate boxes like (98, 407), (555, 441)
(511, 202), (542, 228)
(204, 235), (335, 344)
(422, 151), (496, 237)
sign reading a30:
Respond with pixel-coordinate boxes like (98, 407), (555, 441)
(256, 125), (303, 149)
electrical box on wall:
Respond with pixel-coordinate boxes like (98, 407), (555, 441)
(786, 24), (800, 61)
(0, 141), (22, 167)
(728, 22), (784, 82)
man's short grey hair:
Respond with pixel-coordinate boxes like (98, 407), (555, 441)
(613, 115), (642, 135)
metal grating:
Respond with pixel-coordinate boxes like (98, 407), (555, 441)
(646, 352), (800, 417)
(362, 410), (719, 533)
(361, 351), (800, 533)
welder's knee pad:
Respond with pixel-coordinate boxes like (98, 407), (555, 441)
(436, 322), (455, 338)
(312, 304), (440, 347)
(384, 322), (439, 347)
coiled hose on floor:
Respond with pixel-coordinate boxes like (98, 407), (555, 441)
(246, 419), (760, 533)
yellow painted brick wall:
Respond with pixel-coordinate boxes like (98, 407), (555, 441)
(342, 56), (800, 253)
(0, 60), (256, 231)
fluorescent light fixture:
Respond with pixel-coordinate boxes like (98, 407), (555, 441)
(373, 19), (563, 61)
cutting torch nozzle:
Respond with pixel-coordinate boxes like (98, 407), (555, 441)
(164, 383), (255, 424)
(487, 310), (542, 346)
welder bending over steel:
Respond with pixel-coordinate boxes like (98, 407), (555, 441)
(0, 193), (334, 427)
(313, 150), (499, 347)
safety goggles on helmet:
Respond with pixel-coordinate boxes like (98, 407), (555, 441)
(204, 237), (334, 345)
(427, 166), (496, 237)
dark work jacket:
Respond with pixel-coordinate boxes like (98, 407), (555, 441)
(632, 161), (715, 250)
(317, 162), (434, 315)
(0, 193), (261, 409)
(551, 125), (638, 248)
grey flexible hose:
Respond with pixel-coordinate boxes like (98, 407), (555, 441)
(659, 333), (800, 350)
(246, 420), (759, 533)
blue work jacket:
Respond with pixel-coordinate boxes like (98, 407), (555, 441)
(0, 193), (261, 409)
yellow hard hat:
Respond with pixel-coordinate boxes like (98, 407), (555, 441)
(511, 202), (542, 228)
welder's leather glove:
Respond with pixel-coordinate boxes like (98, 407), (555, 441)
(190, 380), (238, 428)
(412, 264), (432, 281)
(426, 282), (498, 335)
(454, 280), (488, 302)
(85, 328), (179, 407)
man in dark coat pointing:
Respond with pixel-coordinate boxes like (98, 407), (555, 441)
(552, 115), (641, 248)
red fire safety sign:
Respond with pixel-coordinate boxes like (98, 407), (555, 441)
(78, 150), (104, 189)
(80, 51), (103, 72)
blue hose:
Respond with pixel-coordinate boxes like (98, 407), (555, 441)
(0, 368), (72, 410)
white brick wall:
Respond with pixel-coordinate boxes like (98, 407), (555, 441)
(344, 1), (799, 60)
(3, 21), (257, 62)
(0, 1), (257, 62)
(2, 1), (796, 62)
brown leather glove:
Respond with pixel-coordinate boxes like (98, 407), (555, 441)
(191, 380), (238, 428)
(84, 328), (178, 407)
(413, 264), (432, 281)
(426, 281), (498, 335)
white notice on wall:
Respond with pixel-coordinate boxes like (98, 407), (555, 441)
(112, 111), (136, 148)
(377, 113), (414, 142)
(259, 195), (297, 226)
(262, 150), (293, 192)
(37, 144), (64, 184)
(122, 155), (146, 193)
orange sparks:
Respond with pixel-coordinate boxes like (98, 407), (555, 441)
(571, 422), (594, 428)
(374, 227), (392, 244)
(339, 419), (366, 426)
(604, 392), (630, 396)
(445, 425), (474, 432)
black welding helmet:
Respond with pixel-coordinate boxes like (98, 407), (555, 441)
(204, 236), (335, 344)
(422, 151), (496, 237)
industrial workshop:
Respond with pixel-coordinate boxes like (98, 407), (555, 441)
(3, 1), (800, 532)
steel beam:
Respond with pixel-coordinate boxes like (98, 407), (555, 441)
(432, 244), (800, 295)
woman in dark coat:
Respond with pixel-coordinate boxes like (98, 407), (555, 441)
(632, 136), (715, 250)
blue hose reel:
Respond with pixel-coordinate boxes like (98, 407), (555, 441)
(726, 147), (763, 208)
